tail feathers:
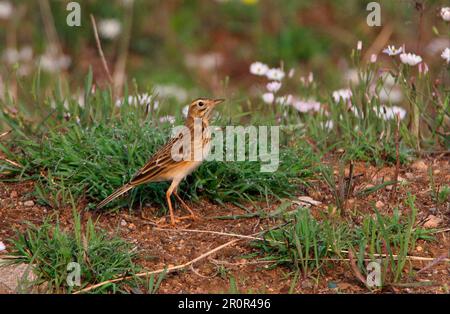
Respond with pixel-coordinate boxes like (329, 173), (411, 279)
(96, 184), (134, 209)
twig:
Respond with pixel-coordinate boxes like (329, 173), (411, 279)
(416, 254), (447, 275)
(112, 0), (133, 96)
(338, 249), (450, 262)
(348, 249), (367, 285)
(73, 238), (240, 294)
(153, 227), (266, 242)
(0, 130), (11, 139)
(90, 14), (113, 85)
(0, 157), (22, 168)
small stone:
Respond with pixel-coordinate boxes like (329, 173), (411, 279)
(416, 245), (423, 252)
(423, 215), (442, 228)
(10, 191), (18, 198)
(297, 196), (322, 207)
(433, 169), (440, 175)
(411, 160), (427, 172)
(24, 200), (34, 207)
(375, 201), (384, 209)
(301, 280), (313, 289)
(120, 219), (127, 227)
(328, 281), (338, 289)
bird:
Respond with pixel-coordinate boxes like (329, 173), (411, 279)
(96, 98), (224, 226)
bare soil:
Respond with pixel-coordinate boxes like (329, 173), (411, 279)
(0, 157), (449, 294)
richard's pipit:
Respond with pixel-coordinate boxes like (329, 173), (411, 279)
(96, 98), (224, 225)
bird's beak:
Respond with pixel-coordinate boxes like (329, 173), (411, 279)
(213, 99), (225, 106)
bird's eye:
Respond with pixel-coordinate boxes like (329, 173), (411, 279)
(198, 101), (204, 107)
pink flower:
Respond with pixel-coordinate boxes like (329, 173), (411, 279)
(250, 62), (269, 76)
(266, 81), (281, 93)
(399, 52), (422, 66)
(262, 92), (274, 104)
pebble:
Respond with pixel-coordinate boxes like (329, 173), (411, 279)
(411, 160), (427, 172)
(24, 200), (34, 207)
(423, 215), (442, 228)
(327, 281), (337, 289)
(120, 219), (127, 227)
(375, 200), (384, 209)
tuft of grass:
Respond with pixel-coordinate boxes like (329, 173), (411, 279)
(5, 211), (142, 293)
(255, 195), (435, 288)
(355, 195), (435, 285)
(1, 80), (317, 210)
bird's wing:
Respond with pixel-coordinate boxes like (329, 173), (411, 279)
(129, 133), (185, 185)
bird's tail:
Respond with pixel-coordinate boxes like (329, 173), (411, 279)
(96, 184), (134, 209)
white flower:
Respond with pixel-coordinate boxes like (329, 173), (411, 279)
(292, 99), (321, 113)
(374, 105), (406, 121)
(344, 69), (359, 85)
(418, 62), (429, 74)
(154, 84), (188, 103)
(39, 48), (71, 73)
(182, 105), (189, 117)
(440, 7), (450, 22)
(383, 45), (403, 56)
(288, 68), (295, 78)
(0, 1), (12, 19)
(370, 54), (378, 63)
(185, 52), (223, 71)
(3, 46), (33, 64)
(159, 115), (176, 124)
(128, 93), (152, 106)
(121, 0), (134, 7)
(77, 93), (85, 108)
(379, 87), (403, 104)
(441, 47), (450, 63)
(357, 41), (363, 51)
(0, 241), (5, 251)
(332, 88), (352, 103)
(322, 120), (334, 130)
(266, 68), (285, 81)
(249, 61), (269, 76)
(275, 95), (292, 106)
(98, 19), (122, 39)
(266, 81), (281, 93)
(115, 93), (158, 108)
(350, 106), (363, 118)
(262, 92), (274, 104)
(399, 52), (422, 66)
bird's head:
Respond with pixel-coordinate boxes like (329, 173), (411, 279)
(187, 98), (224, 121)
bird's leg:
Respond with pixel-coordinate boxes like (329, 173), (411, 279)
(174, 190), (199, 220)
(166, 190), (176, 226)
(165, 179), (181, 226)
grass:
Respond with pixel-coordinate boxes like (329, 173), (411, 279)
(0, 69), (318, 211)
(5, 210), (146, 293)
(254, 194), (435, 289)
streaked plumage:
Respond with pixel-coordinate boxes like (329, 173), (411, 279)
(96, 98), (224, 225)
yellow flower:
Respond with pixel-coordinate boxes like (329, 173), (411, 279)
(241, 0), (258, 5)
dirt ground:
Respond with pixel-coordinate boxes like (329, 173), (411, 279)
(0, 157), (449, 294)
